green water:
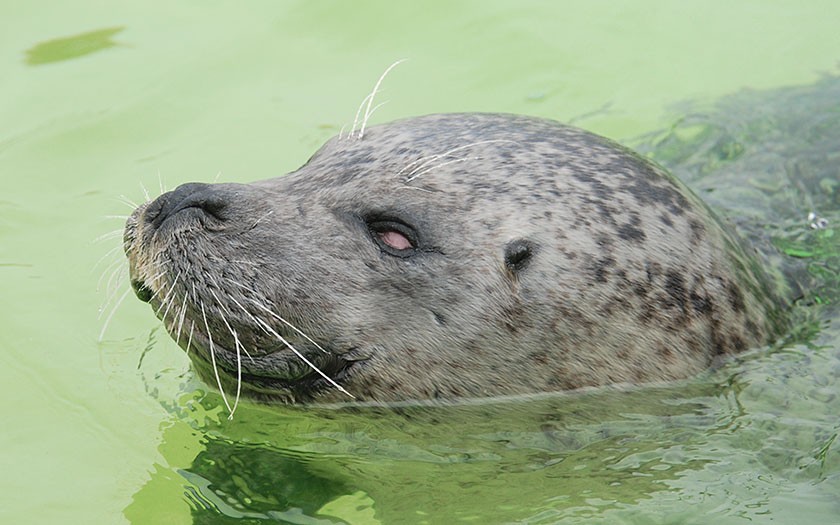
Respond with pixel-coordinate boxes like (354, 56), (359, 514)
(1, 2), (838, 524)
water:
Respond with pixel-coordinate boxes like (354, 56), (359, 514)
(1, 2), (838, 523)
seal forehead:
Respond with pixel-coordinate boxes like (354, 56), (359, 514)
(296, 113), (698, 240)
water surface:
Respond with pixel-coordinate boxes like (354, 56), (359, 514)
(1, 2), (838, 523)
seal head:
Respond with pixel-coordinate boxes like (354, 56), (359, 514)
(124, 113), (786, 403)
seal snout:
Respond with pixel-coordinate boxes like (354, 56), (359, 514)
(144, 182), (230, 230)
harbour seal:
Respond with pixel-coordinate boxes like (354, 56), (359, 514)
(123, 113), (786, 406)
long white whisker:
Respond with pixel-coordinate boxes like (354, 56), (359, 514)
(140, 182), (151, 201)
(404, 157), (477, 184)
(155, 270), (182, 319)
(94, 244), (125, 275)
(95, 253), (125, 291)
(201, 302), (234, 415)
(93, 230), (124, 244)
(251, 210), (274, 229)
(219, 290), (352, 398)
(358, 59), (406, 140)
(99, 265), (128, 315)
(247, 298), (329, 354)
(98, 287), (131, 341)
(398, 139), (518, 179)
(175, 291), (189, 346)
(185, 320), (195, 355)
(118, 195), (139, 209)
(220, 278), (329, 354)
(216, 309), (244, 419)
(208, 288), (253, 361)
(350, 93), (374, 138)
(252, 316), (355, 399)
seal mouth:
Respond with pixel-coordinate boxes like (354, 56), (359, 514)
(171, 323), (357, 403)
(131, 279), (154, 303)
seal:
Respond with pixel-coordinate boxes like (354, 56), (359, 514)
(123, 113), (786, 407)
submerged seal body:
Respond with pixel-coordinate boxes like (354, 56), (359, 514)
(124, 113), (786, 404)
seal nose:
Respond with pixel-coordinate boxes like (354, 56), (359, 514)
(144, 182), (229, 229)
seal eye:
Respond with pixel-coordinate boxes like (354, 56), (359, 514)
(368, 220), (417, 257)
(378, 230), (413, 250)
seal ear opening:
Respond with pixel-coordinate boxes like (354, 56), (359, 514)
(504, 239), (535, 274)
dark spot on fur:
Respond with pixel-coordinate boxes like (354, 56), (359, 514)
(632, 282), (649, 297)
(596, 234), (614, 249)
(656, 344), (675, 364)
(689, 218), (706, 244)
(592, 257), (615, 283)
(504, 239), (536, 273)
(690, 291), (712, 315)
(645, 262), (662, 283)
(726, 281), (746, 312)
(664, 271), (688, 313)
(745, 319), (761, 339)
(618, 221), (646, 242)
(627, 176), (689, 216)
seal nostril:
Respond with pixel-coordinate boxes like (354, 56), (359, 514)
(145, 182), (228, 229)
(131, 279), (154, 303)
(194, 195), (228, 220)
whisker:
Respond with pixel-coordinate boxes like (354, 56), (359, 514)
(118, 195), (139, 209)
(140, 182), (151, 201)
(208, 288), (253, 361)
(247, 298), (330, 354)
(95, 251), (125, 289)
(98, 287), (131, 341)
(216, 307), (244, 419)
(357, 59), (406, 140)
(155, 270), (182, 319)
(99, 265), (128, 314)
(185, 320), (195, 355)
(175, 291), (189, 346)
(145, 269), (168, 295)
(250, 315), (355, 399)
(93, 229), (124, 244)
(398, 139), (518, 180)
(220, 277), (328, 354)
(403, 157), (476, 184)
(217, 287), (350, 397)
(350, 92), (374, 139)
(201, 301), (235, 415)
(251, 210), (273, 229)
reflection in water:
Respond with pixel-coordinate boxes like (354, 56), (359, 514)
(134, 383), (722, 524)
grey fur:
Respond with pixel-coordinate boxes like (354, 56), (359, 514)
(124, 113), (786, 404)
